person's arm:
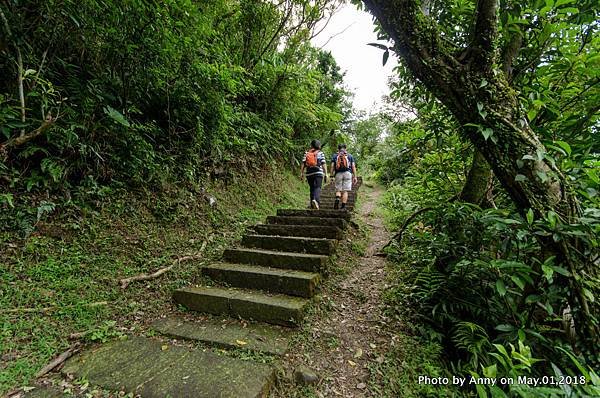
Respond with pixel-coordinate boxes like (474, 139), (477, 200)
(300, 162), (305, 180)
(352, 161), (358, 184)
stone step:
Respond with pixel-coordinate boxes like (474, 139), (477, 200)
(224, 248), (328, 272)
(277, 209), (351, 220)
(62, 336), (274, 397)
(203, 262), (320, 298)
(318, 200), (355, 206)
(320, 193), (356, 199)
(319, 198), (356, 203)
(317, 204), (355, 209)
(317, 205), (355, 211)
(241, 234), (336, 255)
(319, 194), (356, 200)
(266, 216), (347, 229)
(253, 224), (342, 239)
(173, 286), (308, 326)
(152, 316), (292, 356)
(318, 201), (355, 207)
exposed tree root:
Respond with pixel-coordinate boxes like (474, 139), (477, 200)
(118, 242), (207, 289)
(35, 343), (81, 378)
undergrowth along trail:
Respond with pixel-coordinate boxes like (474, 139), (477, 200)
(272, 183), (452, 398)
(0, 169), (306, 395)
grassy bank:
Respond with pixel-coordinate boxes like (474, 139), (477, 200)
(0, 169), (306, 394)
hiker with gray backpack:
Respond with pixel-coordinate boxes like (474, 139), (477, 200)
(300, 139), (328, 209)
(330, 143), (357, 209)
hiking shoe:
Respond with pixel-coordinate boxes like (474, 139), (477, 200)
(334, 198), (340, 210)
(311, 199), (319, 209)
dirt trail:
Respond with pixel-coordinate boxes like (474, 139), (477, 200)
(272, 185), (395, 397)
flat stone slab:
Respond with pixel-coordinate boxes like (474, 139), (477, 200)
(241, 234), (336, 255)
(266, 216), (347, 229)
(223, 248), (328, 272)
(23, 384), (63, 397)
(317, 203), (355, 211)
(203, 262), (320, 297)
(62, 336), (274, 398)
(253, 224), (342, 239)
(174, 286), (309, 326)
(276, 209), (351, 220)
(152, 316), (292, 355)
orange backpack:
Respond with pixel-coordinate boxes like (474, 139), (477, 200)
(335, 151), (349, 171)
(305, 149), (318, 168)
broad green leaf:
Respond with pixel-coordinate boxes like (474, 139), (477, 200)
(104, 106), (130, 127)
(482, 128), (492, 140)
(515, 174), (527, 182)
(554, 140), (572, 156)
(496, 279), (507, 296)
(526, 208), (534, 225)
(496, 324), (516, 332)
(511, 275), (525, 290)
(367, 42), (389, 50)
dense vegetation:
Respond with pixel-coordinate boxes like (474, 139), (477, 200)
(2, 0), (599, 396)
(355, 0), (600, 396)
(1, 0), (349, 218)
(0, 0), (349, 393)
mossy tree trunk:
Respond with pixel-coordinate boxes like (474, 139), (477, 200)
(459, 149), (493, 206)
(361, 0), (598, 354)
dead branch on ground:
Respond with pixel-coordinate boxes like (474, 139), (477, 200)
(35, 343), (81, 378)
(119, 241), (207, 289)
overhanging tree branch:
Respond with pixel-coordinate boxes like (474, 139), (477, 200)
(0, 113), (56, 153)
(471, 0), (499, 71)
(361, 0), (463, 108)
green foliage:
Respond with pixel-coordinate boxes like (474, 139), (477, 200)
(0, 168), (306, 394)
(0, 0), (350, 202)
(362, 0), (600, 389)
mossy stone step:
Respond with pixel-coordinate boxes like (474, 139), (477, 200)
(62, 336), (274, 397)
(317, 202), (355, 209)
(266, 216), (347, 229)
(276, 208), (351, 220)
(224, 248), (327, 272)
(173, 286), (308, 326)
(319, 196), (356, 202)
(203, 262), (320, 297)
(241, 234), (336, 255)
(152, 316), (292, 356)
(253, 224), (342, 239)
(320, 196), (356, 202)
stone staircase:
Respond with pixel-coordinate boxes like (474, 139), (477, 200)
(43, 179), (361, 398)
(172, 177), (361, 327)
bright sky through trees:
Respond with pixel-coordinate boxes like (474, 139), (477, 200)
(311, 3), (397, 112)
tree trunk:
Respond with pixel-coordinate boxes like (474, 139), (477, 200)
(362, 0), (599, 355)
(459, 149), (492, 206)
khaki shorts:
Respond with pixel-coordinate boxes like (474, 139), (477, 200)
(335, 171), (353, 192)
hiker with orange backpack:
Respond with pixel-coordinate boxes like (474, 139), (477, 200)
(300, 140), (328, 209)
(330, 143), (357, 209)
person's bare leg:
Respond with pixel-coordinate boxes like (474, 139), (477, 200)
(342, 191), (348, 204)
